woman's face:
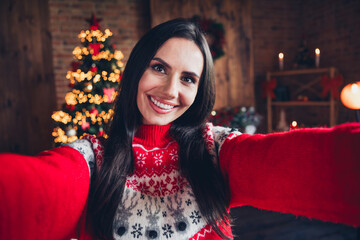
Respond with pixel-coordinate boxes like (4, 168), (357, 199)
(137, 37), (204, 125)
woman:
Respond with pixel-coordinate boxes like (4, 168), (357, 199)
(85, 18), (231, 239)
(0, 18), (359, 240)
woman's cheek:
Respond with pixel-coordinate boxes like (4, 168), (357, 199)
(182, 87), (198, 106)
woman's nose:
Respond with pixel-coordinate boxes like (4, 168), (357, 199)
(161, 75), (178, 99)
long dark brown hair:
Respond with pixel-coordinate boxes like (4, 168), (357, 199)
(87, 18), (231, 239)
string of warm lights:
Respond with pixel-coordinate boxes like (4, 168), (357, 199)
(72, 46), (124, 62)
(52, 126), (109, 143)
(64, 89), (117, 106)
(78, 29), (113, 43)
(66, 70), (121, 84)
(52, 108), (114, 126)
(51, 111), (72, 124)
(65, 90), (80, 105)
(72, 47), (89, 60)
(114, 50), (124, 61)
(73, 111), (83, 124)
(92, 50), (124, 62)
(88, 93), (103, 104)
(52, 128), (79, 143)
(66, 70), (94, 83)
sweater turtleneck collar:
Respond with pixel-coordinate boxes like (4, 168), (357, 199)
(134, 124), (173, 148)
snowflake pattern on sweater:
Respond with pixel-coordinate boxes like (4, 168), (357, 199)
(69, 123), (241, 240)
(113, 139), (206, 240)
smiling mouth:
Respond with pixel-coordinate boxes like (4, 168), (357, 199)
(150, 96), (175, 110)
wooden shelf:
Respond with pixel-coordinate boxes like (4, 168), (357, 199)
(268, 67), (336, 77)
(266, 67), (338, 133)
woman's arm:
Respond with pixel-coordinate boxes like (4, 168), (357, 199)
(0, 146), (91, 240)
(219, 123), (360, 226)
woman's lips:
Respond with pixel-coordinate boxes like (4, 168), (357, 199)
(148, 96), (176, 114)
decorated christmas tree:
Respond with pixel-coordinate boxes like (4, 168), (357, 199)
(52, 14), (124, 144)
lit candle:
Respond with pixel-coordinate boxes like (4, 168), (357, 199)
(278, 53), (284, 71)
(315, 48), (320, 68)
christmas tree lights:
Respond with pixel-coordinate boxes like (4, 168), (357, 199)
(52, 14), (124, 144)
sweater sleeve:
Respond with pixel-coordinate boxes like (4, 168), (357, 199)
(0, 146), (90, 240)
(219, 123), (360, 227)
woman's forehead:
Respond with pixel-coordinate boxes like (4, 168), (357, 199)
(153, 37), (204, 76)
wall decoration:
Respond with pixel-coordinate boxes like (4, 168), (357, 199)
(321, 74), (343, 99)
(191, 15), (225, 61)
(293, 37), (314, 68)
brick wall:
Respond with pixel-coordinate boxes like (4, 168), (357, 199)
(252, 0), (303, 75)
(49, 0), (150, 108)
(302, 0), (360, 123)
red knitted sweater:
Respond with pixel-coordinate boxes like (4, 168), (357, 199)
(0, 123), (359, 240)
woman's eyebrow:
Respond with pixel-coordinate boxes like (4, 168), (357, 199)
(183, 71), (200, 79)
(152, 57), (200, 79)
(152, 57), (171, 69)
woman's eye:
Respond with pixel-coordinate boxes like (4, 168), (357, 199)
(182, 76), (196, 84)
(152, 64), (165, 74)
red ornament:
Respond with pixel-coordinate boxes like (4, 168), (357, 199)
(81, 119), (90, 131)
(65, 104), (75, 111)
(103, 87), (115, 103)
(90, 108), (99, 116)
(119, 73), (123, 81)
(98, 129), (104, 137)
(68, 83), (75, 88)
(90, 66), (98, 72)
(89, 43), (101, 56)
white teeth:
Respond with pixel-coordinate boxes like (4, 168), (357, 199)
(150, 97), (174, 110)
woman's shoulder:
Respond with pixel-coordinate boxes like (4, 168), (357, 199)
(204, 122), (242, 143)
(65, 135), (104, 174)
(202, 122), (242, 157)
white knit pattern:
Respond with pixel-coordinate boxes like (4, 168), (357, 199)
(66, 124), (242, 239)
(65, 139), (95, 177)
